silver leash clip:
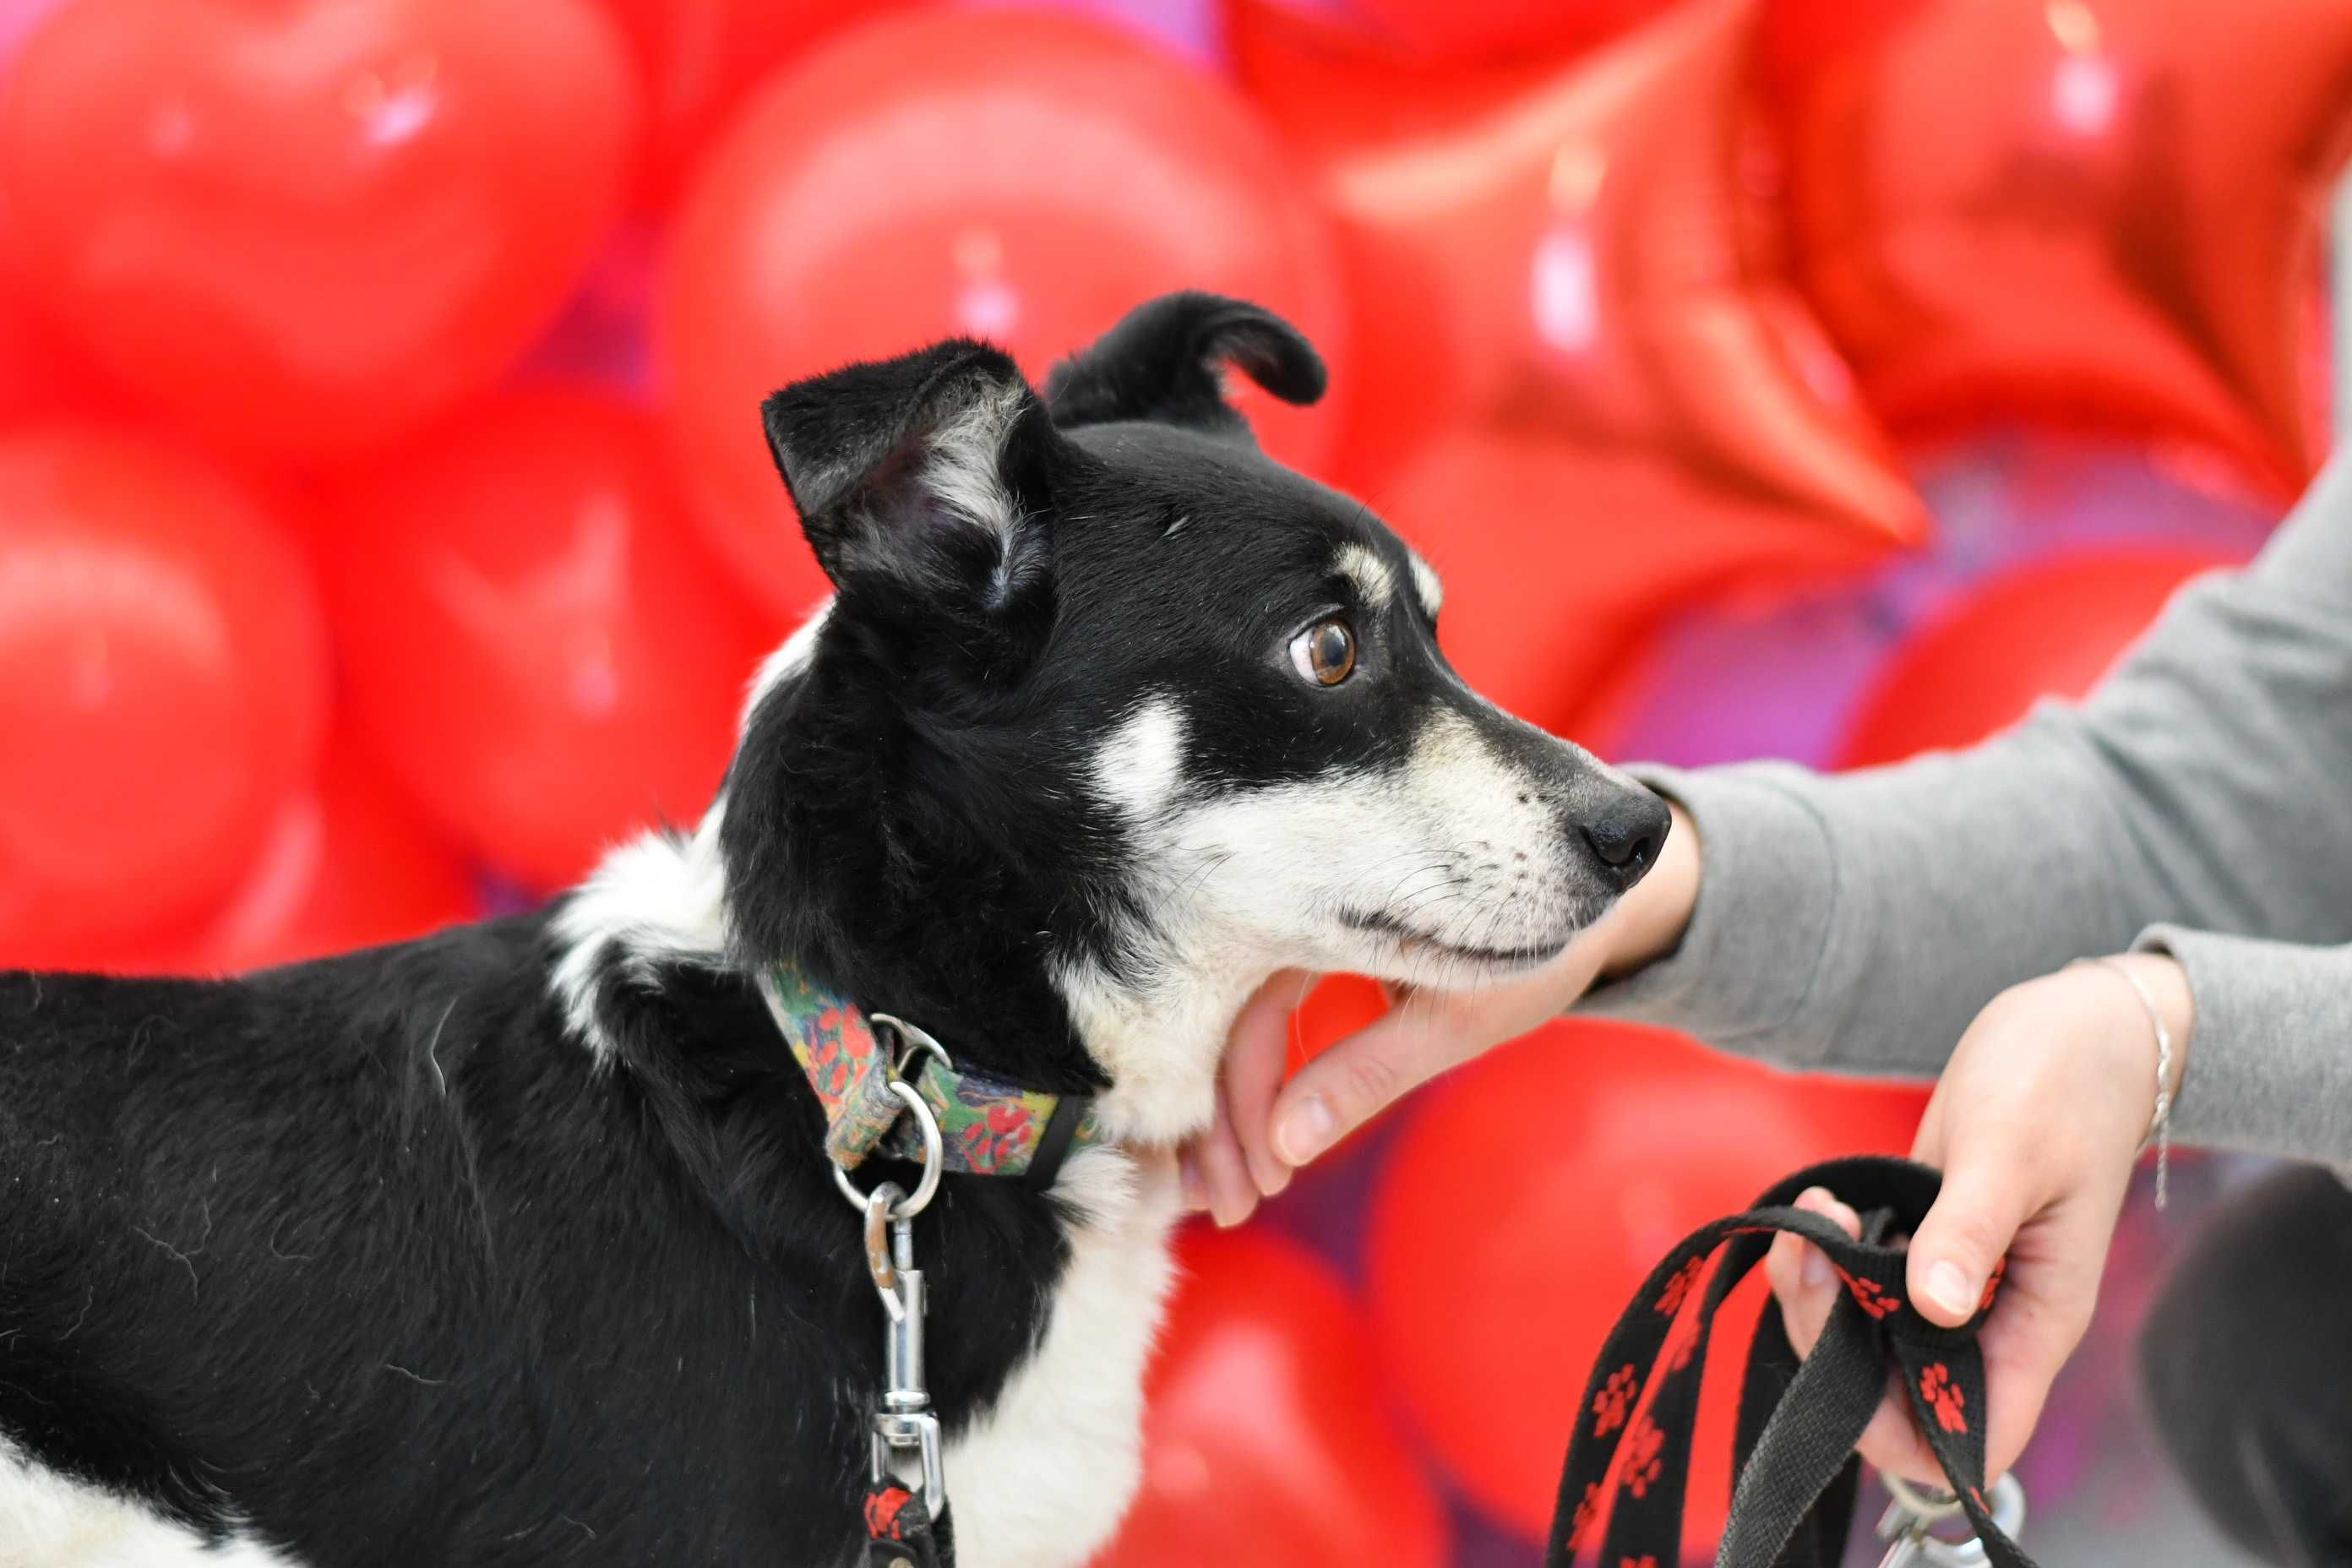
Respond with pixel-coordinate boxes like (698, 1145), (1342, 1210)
(1876, 1472), (2026, 1567)
(831, 1021), (952, 1530)
(864, 1181), (946, 1523)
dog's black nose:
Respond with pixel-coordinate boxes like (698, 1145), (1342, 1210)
(1579, 791), (1671, 890)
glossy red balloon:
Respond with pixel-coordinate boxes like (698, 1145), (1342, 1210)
(1368, 1021), (1926, 1551)
(0, 0), (640, 460)
(1232, 0), (1929, 553)
(117, 736), (479, 977)
(317, 390), (771, 892)
(1836, 546), (2242, 769)
(1352, 0), (1673, 64)
(0, 234), (112, 427)
(1767, 0), (2352, 500)
(598, 0), (901, 200)
(1095, 1225), (1449, 1568)
(0, 427), (330, 966)
(1380, 429), (1902, 732)
(660, 7), (1349, 618)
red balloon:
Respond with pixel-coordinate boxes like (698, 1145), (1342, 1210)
(0, 230), (112, 427)
(0, 427), (330, 966)
(1351, 0), (1673, 64)
(1288, 972), (1391, 1070)
(598, 0), (902, 200)
(659, 7), (1350, 618)
(1379, 429), (1901, 731)
(0, 0), (640, 460)
(1836, 546), (2242, 769)
(1368, 1020), (1925, 1552)
(119, 737), (479, 977)
(317, 389), (771, 892)
(1767, 0), (2352, 500)
(1096, 1225), (1449, 1568)
(1232, 0), (1929, 550)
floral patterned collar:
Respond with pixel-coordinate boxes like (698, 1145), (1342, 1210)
(759, 961), (1105, 1189)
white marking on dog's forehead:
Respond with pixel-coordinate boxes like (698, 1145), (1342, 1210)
(1407, 550), (1443, 617)
(1334, 542), (1396, 610)
(1093, 698), (1186, 820)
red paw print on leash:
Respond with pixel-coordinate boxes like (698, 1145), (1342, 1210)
(1653, 1256), (1707, 1315)
(1832, 1265), (1901, 1320)
(1620, 1558), (1659, 1568)
(1919, 1363), (1968, 1435)
(1622, 1413), (1665, 1498)
(1592, 1364), (1637, 1436)
(1979, 1257), (2007, 1314)
(1568, 1483), (1601, 1549)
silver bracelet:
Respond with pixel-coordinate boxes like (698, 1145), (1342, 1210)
(2073, 956), (2175, 1210)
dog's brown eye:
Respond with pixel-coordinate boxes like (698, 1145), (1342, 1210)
(1289, 618), (1356, 687)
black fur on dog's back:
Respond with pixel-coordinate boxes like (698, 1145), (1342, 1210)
(0, 928), (1063, 1565)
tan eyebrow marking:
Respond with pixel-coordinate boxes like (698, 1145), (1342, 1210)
(1335, 542), (1396, 610)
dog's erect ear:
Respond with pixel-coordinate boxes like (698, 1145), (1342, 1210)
(762, 341), (1062, 607)
(1043, 291), (1326, 445)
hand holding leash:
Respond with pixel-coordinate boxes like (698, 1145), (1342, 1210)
(1763, 957), (2186, 1485)
(1547, 1157), (2037, 1568)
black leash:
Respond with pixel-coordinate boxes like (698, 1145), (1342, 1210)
(1545, 1156), (2038, 1568)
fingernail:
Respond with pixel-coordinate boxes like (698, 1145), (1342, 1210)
(1801, 1247), (1830, 1292)
(1260, 1162), (1293, 1199)
(1178, 1157), (1206, 1212)
(1925, 1260), (1975, 1319)
(1274, 1097), (1337, 1166)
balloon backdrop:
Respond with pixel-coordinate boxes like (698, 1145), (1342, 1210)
(1765, 0), (2352, 500)
(1369, 1021), (1927, 1552)
(600, 0), (900, 199)
(1231, 0), (1925, 535)
(660, 6), (1349, 617)
(1837, 545), (2245, 768)
(1347, 0), (1673, 66)
(0, 0), (640, 460)
(1379, 427), (1903, 732)
(317, 389), (769, 891)
(122, 738), (480, 977)
(1096, 1225), (1450, 1568)
(0, 427), (330, 966)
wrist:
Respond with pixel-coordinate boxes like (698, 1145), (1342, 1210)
(1599, 799), (1699, 979)
(2088, 951), (2194, 1105)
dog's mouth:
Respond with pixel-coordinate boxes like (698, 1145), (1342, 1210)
(1339, 907), (1573, 972)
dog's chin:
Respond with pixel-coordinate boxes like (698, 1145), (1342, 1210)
(1342, 910), (1584, 991)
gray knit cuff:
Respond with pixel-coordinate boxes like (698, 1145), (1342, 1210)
(2132, 925), (2352, 1167)
(1576, 763), (1841, 1064)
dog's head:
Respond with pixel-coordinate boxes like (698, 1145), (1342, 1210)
(721, 292), (1668, 1141)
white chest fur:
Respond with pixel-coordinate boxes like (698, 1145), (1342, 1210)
(0, 1450), (301, 1568)
(939, 1145), (1182, 1568)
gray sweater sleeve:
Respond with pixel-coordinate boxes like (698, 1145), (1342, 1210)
(1580, 459), (2352, 1166)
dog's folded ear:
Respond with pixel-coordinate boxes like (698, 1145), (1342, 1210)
(1043, 291), (1326, 445)
(762, 341), (1062, 613)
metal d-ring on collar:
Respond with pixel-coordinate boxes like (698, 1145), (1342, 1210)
(829, 1015), (952, 1221)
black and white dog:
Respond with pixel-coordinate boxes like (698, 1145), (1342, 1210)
(0, 293), (1668, 1567)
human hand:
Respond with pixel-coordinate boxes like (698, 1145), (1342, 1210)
(1763, 953), (2191, 1482)
(1179, 801), (1698, 1225)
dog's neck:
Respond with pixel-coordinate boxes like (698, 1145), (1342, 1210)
(550, 796), (1252, 1149)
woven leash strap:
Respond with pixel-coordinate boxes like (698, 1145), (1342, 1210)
(1545, 1156), (2038, 1568)
(863, 1478), (953, 1568)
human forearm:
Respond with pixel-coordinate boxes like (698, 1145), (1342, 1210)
(1583, 460), (2352, 1082)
